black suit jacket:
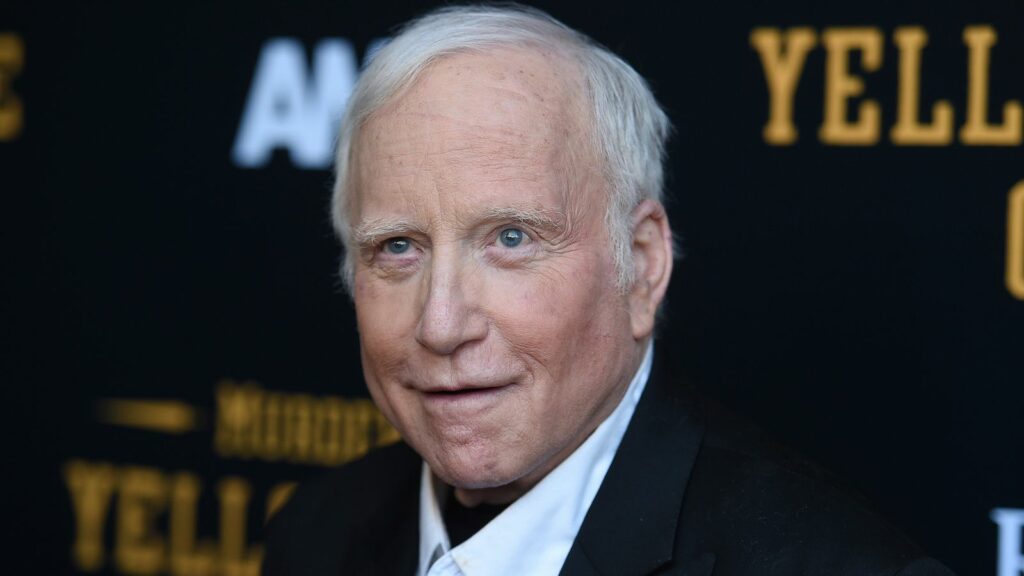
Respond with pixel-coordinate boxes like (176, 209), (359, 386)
(263, 359), (956, 576)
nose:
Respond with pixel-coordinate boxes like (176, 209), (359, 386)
(414, 251), (487, 355)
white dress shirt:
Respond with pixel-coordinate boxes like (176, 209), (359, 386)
(417, 343), (654, 576)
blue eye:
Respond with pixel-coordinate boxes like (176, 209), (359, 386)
(499, 228), (524, 248)
(384, 238), (411, 254)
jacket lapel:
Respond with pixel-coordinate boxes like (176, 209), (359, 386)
(357, 512), (419, 576)
(561, 353), (713, 576)
(353, 444), (422, 576)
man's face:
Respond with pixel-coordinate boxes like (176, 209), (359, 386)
(350, 49), (644, 498)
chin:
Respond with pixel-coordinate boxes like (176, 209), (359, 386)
(428, 445), (526, 490)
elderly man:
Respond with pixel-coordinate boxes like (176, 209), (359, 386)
(263, 5), (955, 576)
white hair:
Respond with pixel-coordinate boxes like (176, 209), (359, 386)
(331, 3), (671, 292)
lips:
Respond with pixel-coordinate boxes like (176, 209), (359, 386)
(417, 381), (509, 393)
(424, 387), (505, 399)
(416, 379), (515, 394)
(418, 381), (516, 413)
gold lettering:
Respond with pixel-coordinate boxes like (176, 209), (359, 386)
(172, 542), (217, 576)
(263, 391), (282, 460)
(219, 478), (259, 576)
(890, 27), (953, 145)
(115, 467), (168, 576)
(64, 460), (117, 571)
(1008, 181), (1024, 300)
(169, 473), (199, 561)
(312, 397), (345, 465)
(750, 27), (817, 145)
(97, 399), (198, 434)
(216, 380), (396, 465)
(960, 26), (1022, 145)
(284, 394), (314, 462)
(214, 380), (263, 458)
(820, 28), (883, 145)
(168, 472), (216, 576)
(0, 33), (24, 141)
(265, 482), (297, 522)
(344, 401), (373, 461)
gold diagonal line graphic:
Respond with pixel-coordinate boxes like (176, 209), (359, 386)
(96, 399), (202, 434)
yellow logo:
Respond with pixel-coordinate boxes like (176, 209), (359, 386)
(0, 33), (24, 141)
(751, 26), (1022, 146)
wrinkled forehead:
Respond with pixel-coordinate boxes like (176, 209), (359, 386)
(350, 47), (596, 211)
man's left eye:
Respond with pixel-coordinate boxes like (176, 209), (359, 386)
(498, 228), (525, 248)
(383, 237), (412, 254)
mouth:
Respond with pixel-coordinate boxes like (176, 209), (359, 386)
(418, 381), (516, 412)
(418, 378), (515, 394)
(424, 386), (505, 397)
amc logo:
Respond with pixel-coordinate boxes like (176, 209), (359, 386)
(232, 38), (385, 169)
(992, 508), (1024, 576)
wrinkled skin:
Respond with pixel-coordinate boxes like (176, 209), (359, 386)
(350, 47), (673, 506)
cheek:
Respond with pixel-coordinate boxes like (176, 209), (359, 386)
(489, 253), (623, 360)
(354, 273), (419, 373)
(354, 275), (421, 435)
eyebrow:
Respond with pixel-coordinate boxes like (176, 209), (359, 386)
(352, 218), (427, 247)
(479, 206), (566, 235)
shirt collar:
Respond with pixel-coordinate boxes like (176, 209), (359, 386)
(417, 343), (654, 576)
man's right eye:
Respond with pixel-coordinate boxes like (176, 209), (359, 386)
(383, 238), (412, 254)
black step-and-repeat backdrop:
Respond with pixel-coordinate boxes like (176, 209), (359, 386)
(3, 1), (1022, 575)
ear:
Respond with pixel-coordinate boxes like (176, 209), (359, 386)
(627, 199), (674, 340)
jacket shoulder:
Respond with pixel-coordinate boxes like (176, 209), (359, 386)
(682, 397), (955, 575)
(262, 442), (421, 576)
